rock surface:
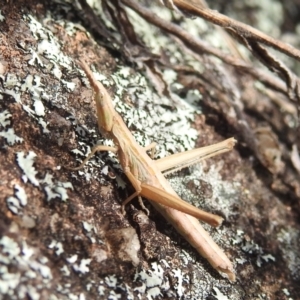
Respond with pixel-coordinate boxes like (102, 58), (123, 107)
(0, 0), (299, 299)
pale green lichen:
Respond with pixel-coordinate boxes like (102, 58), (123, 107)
(6, 185), (27, 215)
(0, 110), (23, 145)
(41, 173), (73, 202)
(0, 128), (23, 145)
(0, 235), (53, 297)
(16, 151), (40, 187)
(277, 227), (300, 280)
(213, 287), (230, 300)
(169, 162), (239, 220)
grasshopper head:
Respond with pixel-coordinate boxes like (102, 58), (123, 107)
(94, 89), (115, 137)
(79, 60), (115, 136)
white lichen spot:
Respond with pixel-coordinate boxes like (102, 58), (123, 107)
(277, 227), (300, 279)
(54, 184), (73, 201)
(79, 293), (86, 300)
(38, 266), (52, 280)
(6, 196), (21, 214)
(115, 175), (126, 189)
(134, 262), (169, 299)
(169, 161), (239, 222)
(68, 293), (80, 300)
(0, 236), (52, 296)
(67, 254), (78, 264)
(185, 89), (203, 108)
(14, 184), (27, 206)
(98, 284), (105, 296)
(0, 10), (5, 22)
(0, 110), (23, 145)
(82, 222), (93, 233)
(213, 287), (229, 300)
(20, 74), (34, 92)
(25, 14), (73, 71)
(290, 144), (300, 173)
(133, 283), (146, 295)
(38, 117), (50, 134)
(172, 269), (184, 298)
(261, 254), (275, 264)
(52, 63), (62, 79)
(22, 104), (35, 116)
(232, 229), (244, 245)
(71, 148), (86, 157)
(0, 128), (24, 145)
(38, 39), (60, 60)
(24, 269), (37, 279)
(16, 151), (39, 186)
(101, 165), (109, 176)
(6, 184), (28, 215)
(0, 267), (20, 294)
(4, 73), (21, 89)
(28, 49), (44, 67)
(61, 79), (76, 92)
(105, 275), (117, 288)
(42, 173), (73, 202)
(60, 265), (71, 277)
(21, 74), (47, 116)
(234, 230), (275, 268)
(39, 256), (48, 264)
(48, 240), (64, 256)
(108, 290), (122, 300)
(235, 257), (247, 265)
(27, 286), (40, 300)
(282, 288), (290, 296)
(162, 69), (178, 85)
(34, 100), (45, 116)
(73, 258), (92, 274)
(0, 110), (12, 127)
(146, 287), (161, 299)
(124, 284), (134, 300)
(0, 236), (21, 259)
(160, 259), (170, 269)
(82, 221), (97, 244)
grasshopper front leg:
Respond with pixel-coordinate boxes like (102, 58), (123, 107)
(65, 145), (118, 170)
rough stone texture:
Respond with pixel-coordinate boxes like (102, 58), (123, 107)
(0, 0), (299, 299)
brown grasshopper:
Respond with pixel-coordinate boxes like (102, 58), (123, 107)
(71, 60), (236, 281)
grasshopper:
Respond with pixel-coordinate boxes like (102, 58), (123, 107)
(71, 60), (236, 281)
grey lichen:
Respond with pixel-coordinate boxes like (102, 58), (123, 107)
(6, 184), (27, 215)
(0, 232), (53, 298)
(16, 151), (40, 187)
(0, 110), (23, 145)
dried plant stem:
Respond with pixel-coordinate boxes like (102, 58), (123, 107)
(172, 0), (300, 61)
(121, 0), (291, 97)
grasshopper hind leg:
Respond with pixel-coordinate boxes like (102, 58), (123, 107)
(144, 142), (157, 159)
(121, 191), (150, 216)
(138, 196), (150, 215)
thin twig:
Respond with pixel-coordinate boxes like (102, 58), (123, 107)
(121, 0), (291, 98)
(172, 0), (300, 61)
